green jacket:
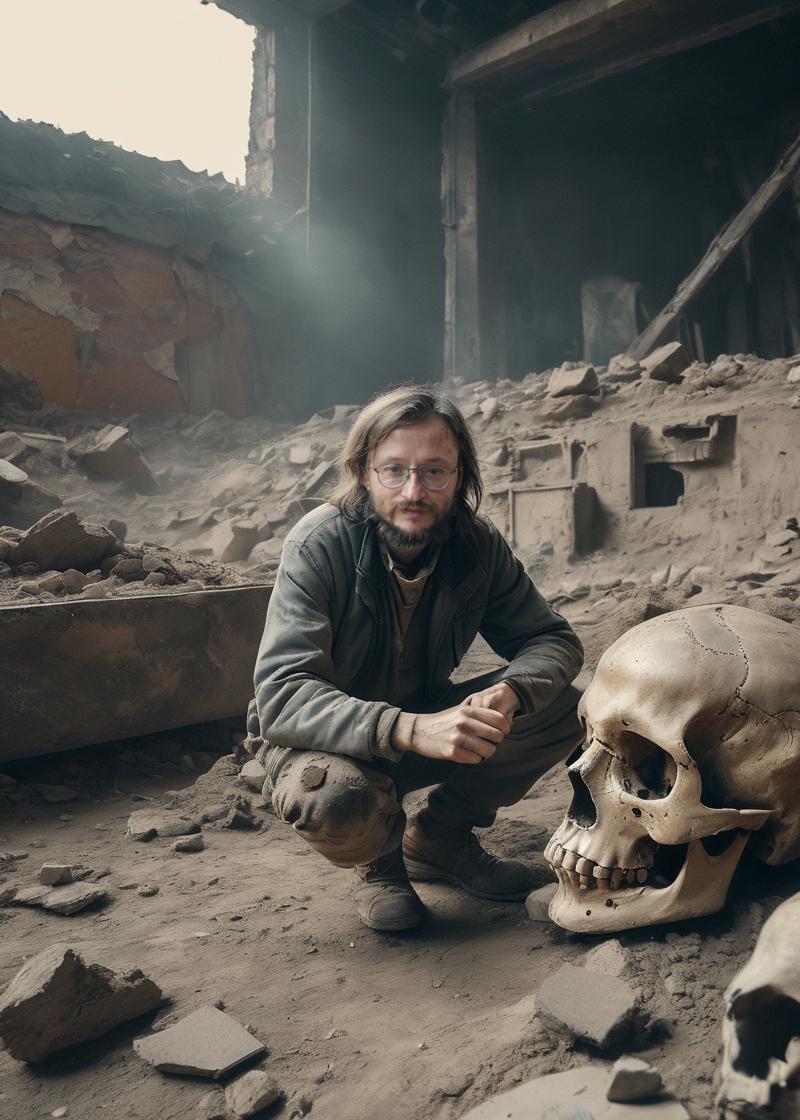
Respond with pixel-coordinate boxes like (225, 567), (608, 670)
(254, 504), (583, 763)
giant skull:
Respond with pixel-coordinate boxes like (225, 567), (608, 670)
(718, 891), (800, 1118)
(545, 604), (800, 933)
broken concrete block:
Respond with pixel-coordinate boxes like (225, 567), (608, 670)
(133, 1005), (265, 1078)
(288, 442), (314, 466)
(127, 809), (201, 841)
(640, 342), (689, 383)
(787, 365), (800, 384)
(540, 394), (596, 423)
(525, 883), (557, 922)
(0, 457), (28, 487)
(460, 1065), (687, 1120)
(302, 460), (337, 498)
(485, 446), (508, 467)
(480, 396), (499, 421)
(68, 425), (157, 495)
(38, 571), (65, 595)
(239, 759), (267, 793)
(172, 834), (205, 854)
(225, 1070), (281, 1117)
(583, 939), (632, 978)
(0, 944), (161, 1062)
(606, 354), (642, 381)
(535, 963), (643, 1049)
(39, 882), (107, 915)
(607, 1056), (663, 1102)
(217, 520), (260, 564)
(40, 864), (73, 886)
(10, 510), (120, 572)
(548, 363), (599, 398)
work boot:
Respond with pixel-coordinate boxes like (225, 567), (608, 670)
(352, 847), (425, 931)
(402, 813), (536, 902)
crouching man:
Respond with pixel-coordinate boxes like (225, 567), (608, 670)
(253, 385), (584, 931)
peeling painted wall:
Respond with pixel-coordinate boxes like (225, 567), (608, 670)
(0, 209), (254, 416)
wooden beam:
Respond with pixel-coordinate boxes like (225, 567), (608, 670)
(448, 0), (649, 88)
(504, 0), (800, 109)
(626, 128), (800, 360)
(442, 91), (481, 381)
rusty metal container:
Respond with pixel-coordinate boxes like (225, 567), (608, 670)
(0, 584), (271, 762)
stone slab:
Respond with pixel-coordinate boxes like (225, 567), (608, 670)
(0, 944), (161, 1062)
(607, 1056), (663, 1102)
(461, 1065), (688, 1120)
(133, 1005), (265, 1078)
(536, 963), (642, 1049)
(127, 809), (201, 841)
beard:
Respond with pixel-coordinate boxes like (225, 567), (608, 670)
(365, 494), (457, 553)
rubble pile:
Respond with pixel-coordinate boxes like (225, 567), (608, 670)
(0, 508), (252, 606)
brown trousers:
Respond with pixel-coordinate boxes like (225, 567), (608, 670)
(262, 671), (583, 868)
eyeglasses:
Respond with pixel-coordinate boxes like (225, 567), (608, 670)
(372, 464), (459, 491)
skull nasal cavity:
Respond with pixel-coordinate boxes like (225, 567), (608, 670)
(568, 771), (597, 828)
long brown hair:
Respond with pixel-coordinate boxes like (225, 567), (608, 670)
(331, 384), (483, 532)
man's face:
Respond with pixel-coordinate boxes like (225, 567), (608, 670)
(364, 417), (462, 547)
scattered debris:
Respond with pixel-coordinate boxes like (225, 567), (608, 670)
(460, 1065), (688, 1119)
(0, 944), (161, 1062)
(133, 1005), (265, 1078)
(524, 883), (557, 922)
(8, 509), (120, 572)
(39, 863), (73, 886)
(547, 362), (599, 397)
(640, 342), (689, 383)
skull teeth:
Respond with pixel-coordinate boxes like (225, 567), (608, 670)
(546, 844), (648, 891)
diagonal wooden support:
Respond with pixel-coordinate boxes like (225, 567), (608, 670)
(627, 128), (800, 360)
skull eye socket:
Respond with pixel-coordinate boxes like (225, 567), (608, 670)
(615, 732), (678, 799)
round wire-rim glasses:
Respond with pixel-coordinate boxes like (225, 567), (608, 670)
(372, 465), (459, 491)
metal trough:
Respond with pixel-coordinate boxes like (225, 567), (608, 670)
(0, 583), (272, 762)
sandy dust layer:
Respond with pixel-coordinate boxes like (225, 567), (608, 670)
(1, 636), (798, 1120)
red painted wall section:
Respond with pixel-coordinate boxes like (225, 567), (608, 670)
(0, 209), (255, 417)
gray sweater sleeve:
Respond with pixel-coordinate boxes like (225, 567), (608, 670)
(479, 527), (584, 714)
(253, 539), (402, 762)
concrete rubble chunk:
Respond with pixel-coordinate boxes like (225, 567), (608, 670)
(548, 363), (599, 398)
(583, 939), (632, 978)
(68, 424), (158, 495)
(208, 519), (260, 564)
(641, 342), (689, 383)
(525, 883), (557, 922)
(127, 809), (201, 841)
(607, 1056), (663, 1102)
(225, 1069), (282, 1117)
(239, 759), (267, 793)
(197, 1089), (228, 1120)
(0, 944), (162, 1063)
(460, 1065), (688, 1120)
(40, 882), (107, 915)
(40, 863), (73, 886)
(0, 457), (28, 485)
(288, 442), (314, 466)
(535, 963), (643, 1049)
(10, 510), (121, 572)
(35, 784), (79, 803)
(133, 1005), (265, 1078)
(172, 834), (205, 854)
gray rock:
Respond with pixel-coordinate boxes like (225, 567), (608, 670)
(536, 963), (643, 1049)
(548, 363), (599, 398)
(239, 759), (267, 793)
(172, 834), (205, 854)
(0, 944), (161, 1062)
(40, 882), (107, 915)
(225, 1069), (281, 1117)
(583, 939), (632, 978)
(525, 884), (557, 922)
(9, 509), (120, 572)
(137, 884), (160, 897)
(461, 1065), (687, 1119)
(127, 809), (201, 841)
(197, 1089), (228, 1119)
(39, 864), (74, 886)
(133, 1005), (265, 1078)
(641, 342), (689, 383)
(67, 424), (157, 495)
(607, 1056), (663, 1102)
(35, 784), (78, 803)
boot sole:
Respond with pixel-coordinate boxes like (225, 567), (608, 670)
(357, 909), (425, 932)
(402, 854), (532, 903)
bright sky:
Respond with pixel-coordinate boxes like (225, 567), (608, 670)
(0, 0), (255, 183)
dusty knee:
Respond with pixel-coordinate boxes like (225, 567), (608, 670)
(271, 757), (403, 868)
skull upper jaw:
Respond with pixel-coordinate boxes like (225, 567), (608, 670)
(548, 833), (750, 933)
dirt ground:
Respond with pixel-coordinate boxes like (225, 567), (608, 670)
(1, 635), (798, 1120)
